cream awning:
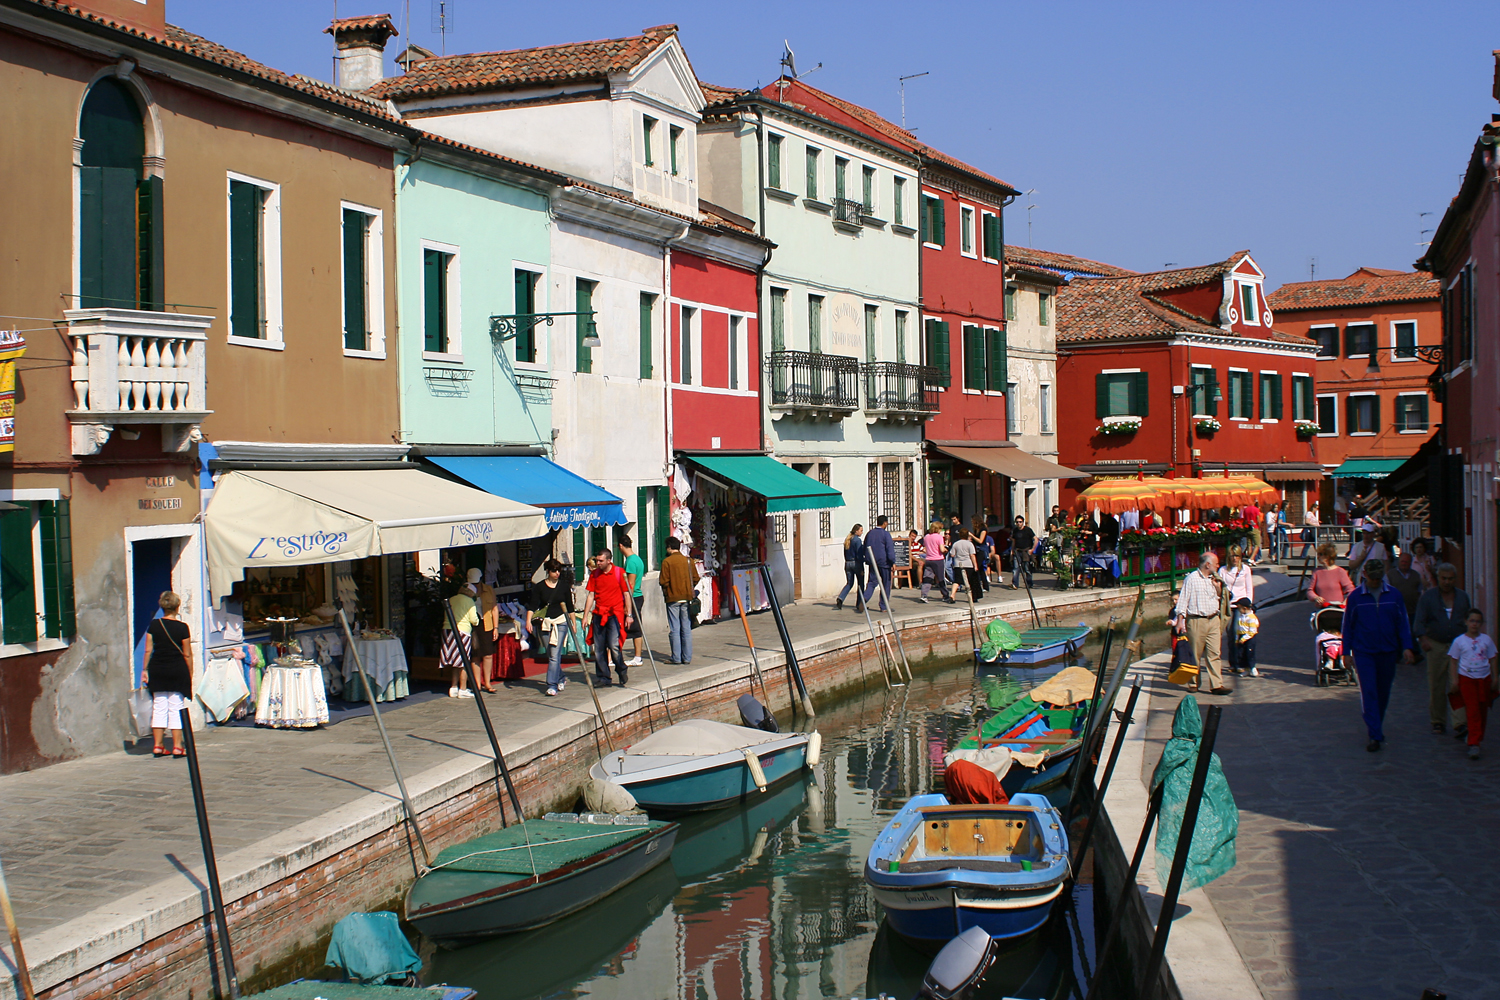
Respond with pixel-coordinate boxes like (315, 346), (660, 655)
(205, 468), (548, 599)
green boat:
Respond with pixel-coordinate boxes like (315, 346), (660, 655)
(952, 692), (1094, 798)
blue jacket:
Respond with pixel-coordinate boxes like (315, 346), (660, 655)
(843, 535), (865, 570)
(1342, 581), (1416, 656)
(864, 527), (897, 567)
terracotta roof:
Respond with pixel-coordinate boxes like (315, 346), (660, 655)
(1004, 245), (1135, 278)
(697, 199), (757, 235)
(698, 81), (750, 105)
(1266, 268), (1440, 312)
(325, 14), (397, 35)
(367, 27), (675, 102)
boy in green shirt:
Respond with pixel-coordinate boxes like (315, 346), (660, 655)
(619, 534), (647, 666)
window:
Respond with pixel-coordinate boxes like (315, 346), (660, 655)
(1038, 292), (1050, 326)
(981, 211), (1001, 262)
(1190, 366), (1218, 417)
(835, 157), (849, 204)
(962, 324), (985, 390)
(805, 146), (820, 200)
(679, 306), (695, 385)
(895, 310), (908, 364)
(1039, 384), (1052, 433)
(986, 327), (1007, 392)
(1394, 393), (1428, 432)
(767, 134), (783, 189)
(921, 193), (945, 246)
(1005, 382), (1019, 434)
(1258, 372), (1283, 420)
(807, 295), (823, 352)
(960, 205), (975, 256)
(228, 175), (282, 345)
(770, 288), (786, 351)
(79, 77), (159, 310)
(1311, 325), (1338, 358)
(1005, 285), (1017, 321)
(924, 318), (951, 386)
(1239, 282), (1258, 324)
(864, 304), (879, 362)
(1292, 374), (1314, 421)
(1317, 394), (1338, 435)
(862, 165), (875, 213)
(642, 115), (656, 166)
(639, 292), (655, 379)
(1449, 264), (1476, 362)
(513, 268), (541, 364)
(0, 498), (74, 647)
(728, 315), (741, 390)
(575, 278), (596, 373)
(893, 177), (905, 226)
(1227, 370), (1253, 419)
(422, 245), (458, 357)
(1347, 394), (1378, 434)
(1095, 371), (1148, 418)
(820, 465), (834, 539)
(1393, 321), (1417, 360)
(1344, 323), (1375, 358)
(669, 125), (682, 175)
(339, 204), (384, 357)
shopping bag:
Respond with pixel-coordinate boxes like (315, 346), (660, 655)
(129, 687), (153, 736)
(1167, 636), (1199, 687)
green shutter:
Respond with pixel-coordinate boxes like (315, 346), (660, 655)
(770, 289), (785, 352)
(934, 197), (946, 246)
(1005, 287), (1016, 321)
(639, 292), (654, 379)
(38, 501), (74, 639)
(656, 485), (670, 565)
(983, 215), (1000, 259)
(768, 135), (781, 189)
(986, 327), (1007, 392)
(513, 270), (535, 363)
(925, 319), (951, 386)
(919, 195), (928, 242)
(576, 279), (594, 373)
(865, 305), (879, 363)
(893, 178), (904, 226)
(230, 182), (262, 340)
(1272, 375), (1284, 420)
(636, 486), (651, 564)
(680, 307), (693, 385)
(1371, 395), (1380, 433)
(1416, 394), (1429, 428)
(80, 167), (140, 308)
(139, 174), (163, 310)
(0, 503), (38, 645)
(806, 149), (818, 199)
(343, 209), (367, 351)
(1346, 394), (1357, 433)
(962, 324), (984, 390)
(1133, 372), (1149, 417)
(835, 158), (847, 203)
(423, 249), (445, 353)
(572, 529), (585, 577)
(808, 298), (821, 353)
(1095, 373), (1108, 419)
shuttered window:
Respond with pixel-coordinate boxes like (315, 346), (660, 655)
(1393, 321), (1417, 359)
(962, 324), (985, 390)
(1095, 372), (1149, 417)
(808, 296), (823, 353)
(862, 166), (875, 212)
(1190, 367), (1218, 417)
(1347, 395), (1378, 434)
(1395, 394), (1429, 431)
(230, 180), (267, 340)
(1344, 323), (1375, 358)
(1227, 371), (1253, 419)
(0, 500), (74, 644)
(1292, 375), (1314, 421)
(639, 292), (655, 379)
(768, 134), (783, 189)
(1312, 327), (1338, 358)
(986, 327), (1007, 392)
(669, 125), (682, 175)
(982, 213), (1002, 260)
(642, 116), (656, 166)
(925, 319), (951, 387)
(895, 311), (907, 364)
(79, 77), (157, 310)
(513, 269), (539, 363)
(1005, 286), (1017, 321)
(893, 177), (905, 226)
(575, 279), (596, 373)
(342, 209), (370, 351)
(680, 306), (695, 385)
(423, 249), (450, 353)
(805, 147), (820, 199)
(865, 305), (879, 362)
(770, 288), (786, 352)
(1258, 372), (1283, 420)
(921, 194), (946, 245)
(1038, 293), (1050, 326)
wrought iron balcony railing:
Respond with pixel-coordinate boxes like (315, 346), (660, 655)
(861, 362), (941, 418)
(766, 350), (860, 413)
(833, 198), (864, 226)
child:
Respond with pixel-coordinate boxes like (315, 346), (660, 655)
(1448, 609), (1499, 759)
(1230, 596), (1260, 678)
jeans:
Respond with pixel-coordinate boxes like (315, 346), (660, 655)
(1352, 650), (1399, 742)
(1012, 551), (1033, 589)
(1226, 608), (1257, 673)
(593, 613), (625, 682)
(667, 601), (693, 663)
(837, 565), (864, 604)
(862, 563), (893, 610)
(545, 628), (567, 690)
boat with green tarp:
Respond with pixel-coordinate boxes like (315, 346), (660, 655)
(405, 814), (678, 944)
(951, 667), (1097, 798)
(976, 621), (1092, 666)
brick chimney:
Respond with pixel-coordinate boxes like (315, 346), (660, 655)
(74, 0), (167, 35)
(325, 14), (398, 91)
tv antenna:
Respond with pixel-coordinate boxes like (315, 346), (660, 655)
(1308, 256), (1317, 280)
(1022, 189), (1037, 247)
(1417, 210), (1434, 248)
(898, 72), (929, 129)
(431, 0), (454, 56)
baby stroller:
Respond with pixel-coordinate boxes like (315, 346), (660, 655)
(1310, 605), (1356, 687)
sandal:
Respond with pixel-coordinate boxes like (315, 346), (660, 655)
(171, 746), (186, 758)
(152, 744), (166, 758)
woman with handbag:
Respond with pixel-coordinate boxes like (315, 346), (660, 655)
(526, 559), (578, 697)
(835, 524), (865, 611)
(141, 591), (193, 758)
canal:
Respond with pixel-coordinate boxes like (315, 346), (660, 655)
(424, 619), (1162, 1000)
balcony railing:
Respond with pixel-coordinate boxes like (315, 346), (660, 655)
(833, 198), (864, 226)
(766, 350), (860, 416)
(861, 362), (941, 420)
(65, 308), (213, 454)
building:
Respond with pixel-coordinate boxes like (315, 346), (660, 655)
(1054, 252), (1322, 513)
(1266, 267), (1441, 517)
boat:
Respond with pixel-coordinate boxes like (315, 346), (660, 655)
(253, 984), (476, 999)
(952, 672), (1096, 799)
(588, 718), (818, 813)
(864, 793), (1069, 946)
(405, 812), (678, 944)
(980, 625), (1092, 666)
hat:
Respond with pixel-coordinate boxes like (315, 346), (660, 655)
(1360, 522), (1377, 533)
(1234, 596), (1253, 608)
(466, 567), (482, 584)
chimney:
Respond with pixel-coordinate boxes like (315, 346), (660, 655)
(325, 14), (398, 91)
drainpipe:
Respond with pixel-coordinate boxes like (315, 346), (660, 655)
(753, 105), (769, 457)
(663, 219), (691, 509)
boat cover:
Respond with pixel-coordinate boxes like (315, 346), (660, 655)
(624, 719), (785, 756)
(428, 819), (666, 876)
(1028, 666), (1100, 707)
(1151, 695), (1238, 891)
(325, 912), (421, 985)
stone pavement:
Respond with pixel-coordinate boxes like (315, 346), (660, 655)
(1140, 600), (1500, 1000)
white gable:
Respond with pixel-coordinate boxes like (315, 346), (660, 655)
(618, 38), (704, 118)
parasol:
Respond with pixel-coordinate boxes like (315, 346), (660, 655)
(1074, 479), (1166, 514)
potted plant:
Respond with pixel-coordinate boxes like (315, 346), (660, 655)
(1195, 416), (1221, 435)
(1097, 415), (1142, 436)
(1294, 419), (1319, 439)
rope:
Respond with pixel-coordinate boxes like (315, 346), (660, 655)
(427, 828), (642, 873)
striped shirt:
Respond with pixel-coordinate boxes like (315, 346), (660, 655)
(1175, 569), (1223, 618)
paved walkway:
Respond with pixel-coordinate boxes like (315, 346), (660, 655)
(1140, 599), (1500, 1000)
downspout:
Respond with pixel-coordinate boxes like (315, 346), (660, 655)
(918, 155), (929, 524)
(663, 219), (691, 496)
(754, 105), (769, 456)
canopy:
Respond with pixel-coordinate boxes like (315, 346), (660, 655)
(932, 444), (1086, 482)
(425, 455), (626, 530)
(685, 454), (844, 513)
(1221, 475), (1280, 504)
(1331, 458), (1405, 480)
(1074, 479), (1165, 514)
(205, 468), (547, 598)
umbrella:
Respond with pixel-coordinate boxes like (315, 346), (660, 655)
(1177, 478), (1237, 511)
(1074, 479), (1165, 514)
(1222, 475), (1280, 505)
(1142, 477), (1193, 508)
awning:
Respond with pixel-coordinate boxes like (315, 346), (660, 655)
(1262, 465), (1324, 483)
(1377, 433), (1442, 498)
(1330, 458), (1405, 480)
(933, 444), (1087, 481)
(684, 454), (844, 513)
(204, 468), (547, 599)
(425, 455), (627, 530)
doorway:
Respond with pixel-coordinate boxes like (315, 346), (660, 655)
(131, 538), (173, 685)
(124, 525), (205, 704)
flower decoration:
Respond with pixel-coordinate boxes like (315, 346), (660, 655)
(1195, 416), (1221, 434)
(1294, 419), (1319, 438)
(1097, 415), (1142, 436)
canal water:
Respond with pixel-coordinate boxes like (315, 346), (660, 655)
(428, 624), (1156, 1000)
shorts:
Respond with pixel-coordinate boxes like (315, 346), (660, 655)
(625, 594), (643, 638)
(151, 691), (188, 729)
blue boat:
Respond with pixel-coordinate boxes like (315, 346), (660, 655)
(588, 719), (817, 813)
(864, 793), (1069, 946)
(980, 625), (1092, 666)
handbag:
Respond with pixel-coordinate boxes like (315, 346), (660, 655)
(1167, 635), (1199, 686)
(129, 687), (153, 736)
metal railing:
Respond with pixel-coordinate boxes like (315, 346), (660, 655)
(861, 362), (941, 415)
(833, 198), (864, 225)
(766, 350), (860, 411)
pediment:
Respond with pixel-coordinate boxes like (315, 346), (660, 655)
(1231, 255), (1264, 279)
(617, 37), (705, 116)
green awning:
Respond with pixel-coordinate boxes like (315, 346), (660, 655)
(685, 455), (845, 513)
(1330, 458), (1405, 480)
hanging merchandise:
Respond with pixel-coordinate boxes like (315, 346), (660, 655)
(0, 329), (24, 453)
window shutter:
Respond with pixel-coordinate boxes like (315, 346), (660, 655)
(571, 529), (585, 577)
(919, 197), (928, 242)
(1345, 395), (1356, 433)
(937, 320), (951, 384)
(768, 136), (781, 189)
(1371, 395), (1380, 433)
(806, 150), (817, 199)
(987, 327), (1007, 392)
(962, 325), (983, 390)
(1417, 394), (1429, 428)
(575, 280), (594, 374)
(139, 174), (164, 309)
(934, 197), (946, 246)
(343, 209), (368, 352)
(38, 500), (74, 639)
(1272, 376), (1284, 420)
(656, 486), (670, 565)
(423, 249), (444, 353)
(230, 182), (262, 340)
(636, 487), (651, 563)
(0, 503), (38, 645)
(1133, 372), (1149, 417)
(1096, 373), (1108, 419)
(639, 292), (654, 379)
(80, 167), (140, 309)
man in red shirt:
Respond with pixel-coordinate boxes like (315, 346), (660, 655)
(587, 547), (633, 686)
(1242, 503), (1262, 563)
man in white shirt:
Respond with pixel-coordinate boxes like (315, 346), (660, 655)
(1174, 551), (1228, 694)
(1348, 523), (1388, 580)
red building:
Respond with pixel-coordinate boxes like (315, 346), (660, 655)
(1055, 252), (1323, 516)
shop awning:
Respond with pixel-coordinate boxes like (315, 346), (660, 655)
(685, 454), (844, 513)
(1330, 458), (1405, 480)
(933, 444), (1087, 481)
(204, 468), (548, 598)
(425, 455), (627, 530)
(1377, 433), (1442, 498)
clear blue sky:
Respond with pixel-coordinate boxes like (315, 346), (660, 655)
(175, 0), (1500, 289)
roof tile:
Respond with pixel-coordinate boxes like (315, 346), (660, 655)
(1004, 245), (1135, 278)
(1266, 268), (1439, 311)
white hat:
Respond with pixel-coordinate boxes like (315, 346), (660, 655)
(466, 567), (483, 583)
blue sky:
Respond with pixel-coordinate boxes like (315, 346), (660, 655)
(174, 1), (1500, 289)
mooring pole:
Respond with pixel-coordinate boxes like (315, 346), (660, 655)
(1069, 676), (1143, 873)
(756, 563), (816, 718)
(443, 600), (524, 821)
(560, 593), (616, 753)
(1082, 782), (1165, 1000)
(730, 582), (773, 704)
(1067, 594), (1142, 822)
(177, 709), (240, 999)
(0, 852), (35, 1000)
(865, 548), (913, 682)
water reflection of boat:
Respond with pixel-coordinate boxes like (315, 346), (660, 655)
(426, 861), (679, 1000)
(864, 918), (1068, 998)
(671, 774), (811, 886)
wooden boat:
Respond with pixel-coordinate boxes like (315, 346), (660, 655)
(253, 984), (476, 999)
(864, 793), (1069, 946)
(952, 692), (1094, 798)
(981, 625), (1092, 666)
(588, 718), (818, 813)
(405, 813), (678, 944)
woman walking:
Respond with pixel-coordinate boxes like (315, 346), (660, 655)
(919, 522), (953, 604)
(1307, 543), (1355, 607)
(525, 559), (579, 697)
(836, 523), (865, 611)
(141, 591), (193, 758)
(1219, 545), (1258, 677)
(1342, 559), (1417, 751)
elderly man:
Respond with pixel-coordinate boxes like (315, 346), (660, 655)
(1413, 563), (1472, 734)
(1386, 550), (1423, 622)
(1174, 551), (1229, 696)
(1347, 522), (1387, 580)
(1343, 558), (1417, 751)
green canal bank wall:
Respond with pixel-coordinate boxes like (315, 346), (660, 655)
(14, 585), (1173, 1000)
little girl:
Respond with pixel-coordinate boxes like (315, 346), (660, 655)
(1448, 609), (1498, 760)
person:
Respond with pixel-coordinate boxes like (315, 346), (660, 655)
(971, 518), (992, 595)
(141, 591), (193, 758)
(1447, 609), (1498, 759)
(862, 515), (897, 612)
(1241, 501), (1262, 563)
(1409, 537), (1437, 590)
(1414, 562), (1472, 734)
(659, 536), (699, 664)
(1342, 559), (1417, 751)
(1299, 502), (1321, 559)
(1386, 550), (1422, 623)
(618, 535), (647, 667)
(1173, 552), (1229, 696)
(1347, 522), (1387, 580)
(950, 529), (982, 601)
(917, 522), (950, 604)
(473, 573), (500, 693)
(1264, 504), (1280, 561)
(1219, 545), (1258, 676)
(441, 571), (480, 699)
(836, 523), (866, 611)
(1010, 515), (1037, 589)
(1229, 596), (1259, 678)
(586, 547), (632, 686)
(1348, 497), (1367, 530)
(1074, 511), (1097, 553)
(1097, 510), (1120, 552)
(1306, 543), (1355, 607)
(525, 559), (578, 697)
(907, 529), (925, 587)
(1046, 505), (1068, 533)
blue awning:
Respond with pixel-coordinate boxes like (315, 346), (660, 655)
(426, 456), (627, 530)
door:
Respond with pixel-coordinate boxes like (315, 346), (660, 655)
(131, 537), (173, 686)
(792, 514), (802, 600)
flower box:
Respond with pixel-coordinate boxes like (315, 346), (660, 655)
(1097, 416), (1141, 436)
(1195, 417), (1221, 434)
(1294, 419), (1319, 439)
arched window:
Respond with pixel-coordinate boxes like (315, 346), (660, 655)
(79, 77), (160, 309)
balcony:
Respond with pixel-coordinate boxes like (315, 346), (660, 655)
(861, 362), (942, 423)
(65, 308), (213, 455)
(766, 350), (860, 420)
(832, 198), (864, 233)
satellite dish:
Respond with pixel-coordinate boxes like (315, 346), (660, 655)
(781, 40), (797, 79)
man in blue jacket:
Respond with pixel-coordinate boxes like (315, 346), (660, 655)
(861, 516), (897, 612)
(1342, 558), (1417, 751)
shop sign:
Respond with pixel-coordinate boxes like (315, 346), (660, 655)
(0, 329), (25, 454)
(545, 505), (616, 529)
(248, 531), (349, 559)
(139, 498), (183, 510)
(448, 520), (496, 546)
(824, 294), (865, 356)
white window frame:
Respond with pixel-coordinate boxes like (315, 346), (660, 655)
(511, 260), (548, 370)
(861, 163), (877, 214)
(922, 191), (944, 250)
(1347, 390), (1378, 436)
(419, 238), (463, 363)
(1226, 366), (1252, 421)
(339, 200), (385, 359)
(892, 176), (905, 227)
(983, 326), (1004, 395)
(1316, 392), (1339, 437)
(1006, 381), (1019, 433)
(678, 305), (701, 386)
(225, 170), (283, 351)
(0, 488), (72, 658)
(980, 209), (1000, 264)
(1238, 281), (1259, 325)
(1189, 363), (1216, 417)
(1039, 383), (1053, 434)
(642, 114), (657, 168)
(1258, 368), (1281, 423)
(1291, 372), (1314, 421)
(1394, 391), (1429, 434)
(1389, 319), (1419, 362)
(1309, 323), (1339, 358)
(1344, 322), (1375, 360)
(959, 203), (977, 258)
(728, 313), (742, 390)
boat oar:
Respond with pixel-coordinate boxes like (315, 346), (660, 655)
(866, 548), (914, 682)
(755, 563), (816, 719)
(176, 708), (240, 999)
(338, 609), (432, 870)
(963, 571), (981, 654)
(561, 593), (616, 753)
(443, 600), (523, 824)
(0, 852), (35, 1000)
(1082, 782), (1164, 1000)
(730, 583), (773, 704)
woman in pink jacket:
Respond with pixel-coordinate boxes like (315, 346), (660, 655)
(1307, 542), (1355, 606)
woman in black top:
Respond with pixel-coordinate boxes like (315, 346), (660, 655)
(141, 591), (193, 758)
(525, 559), (578, 697)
